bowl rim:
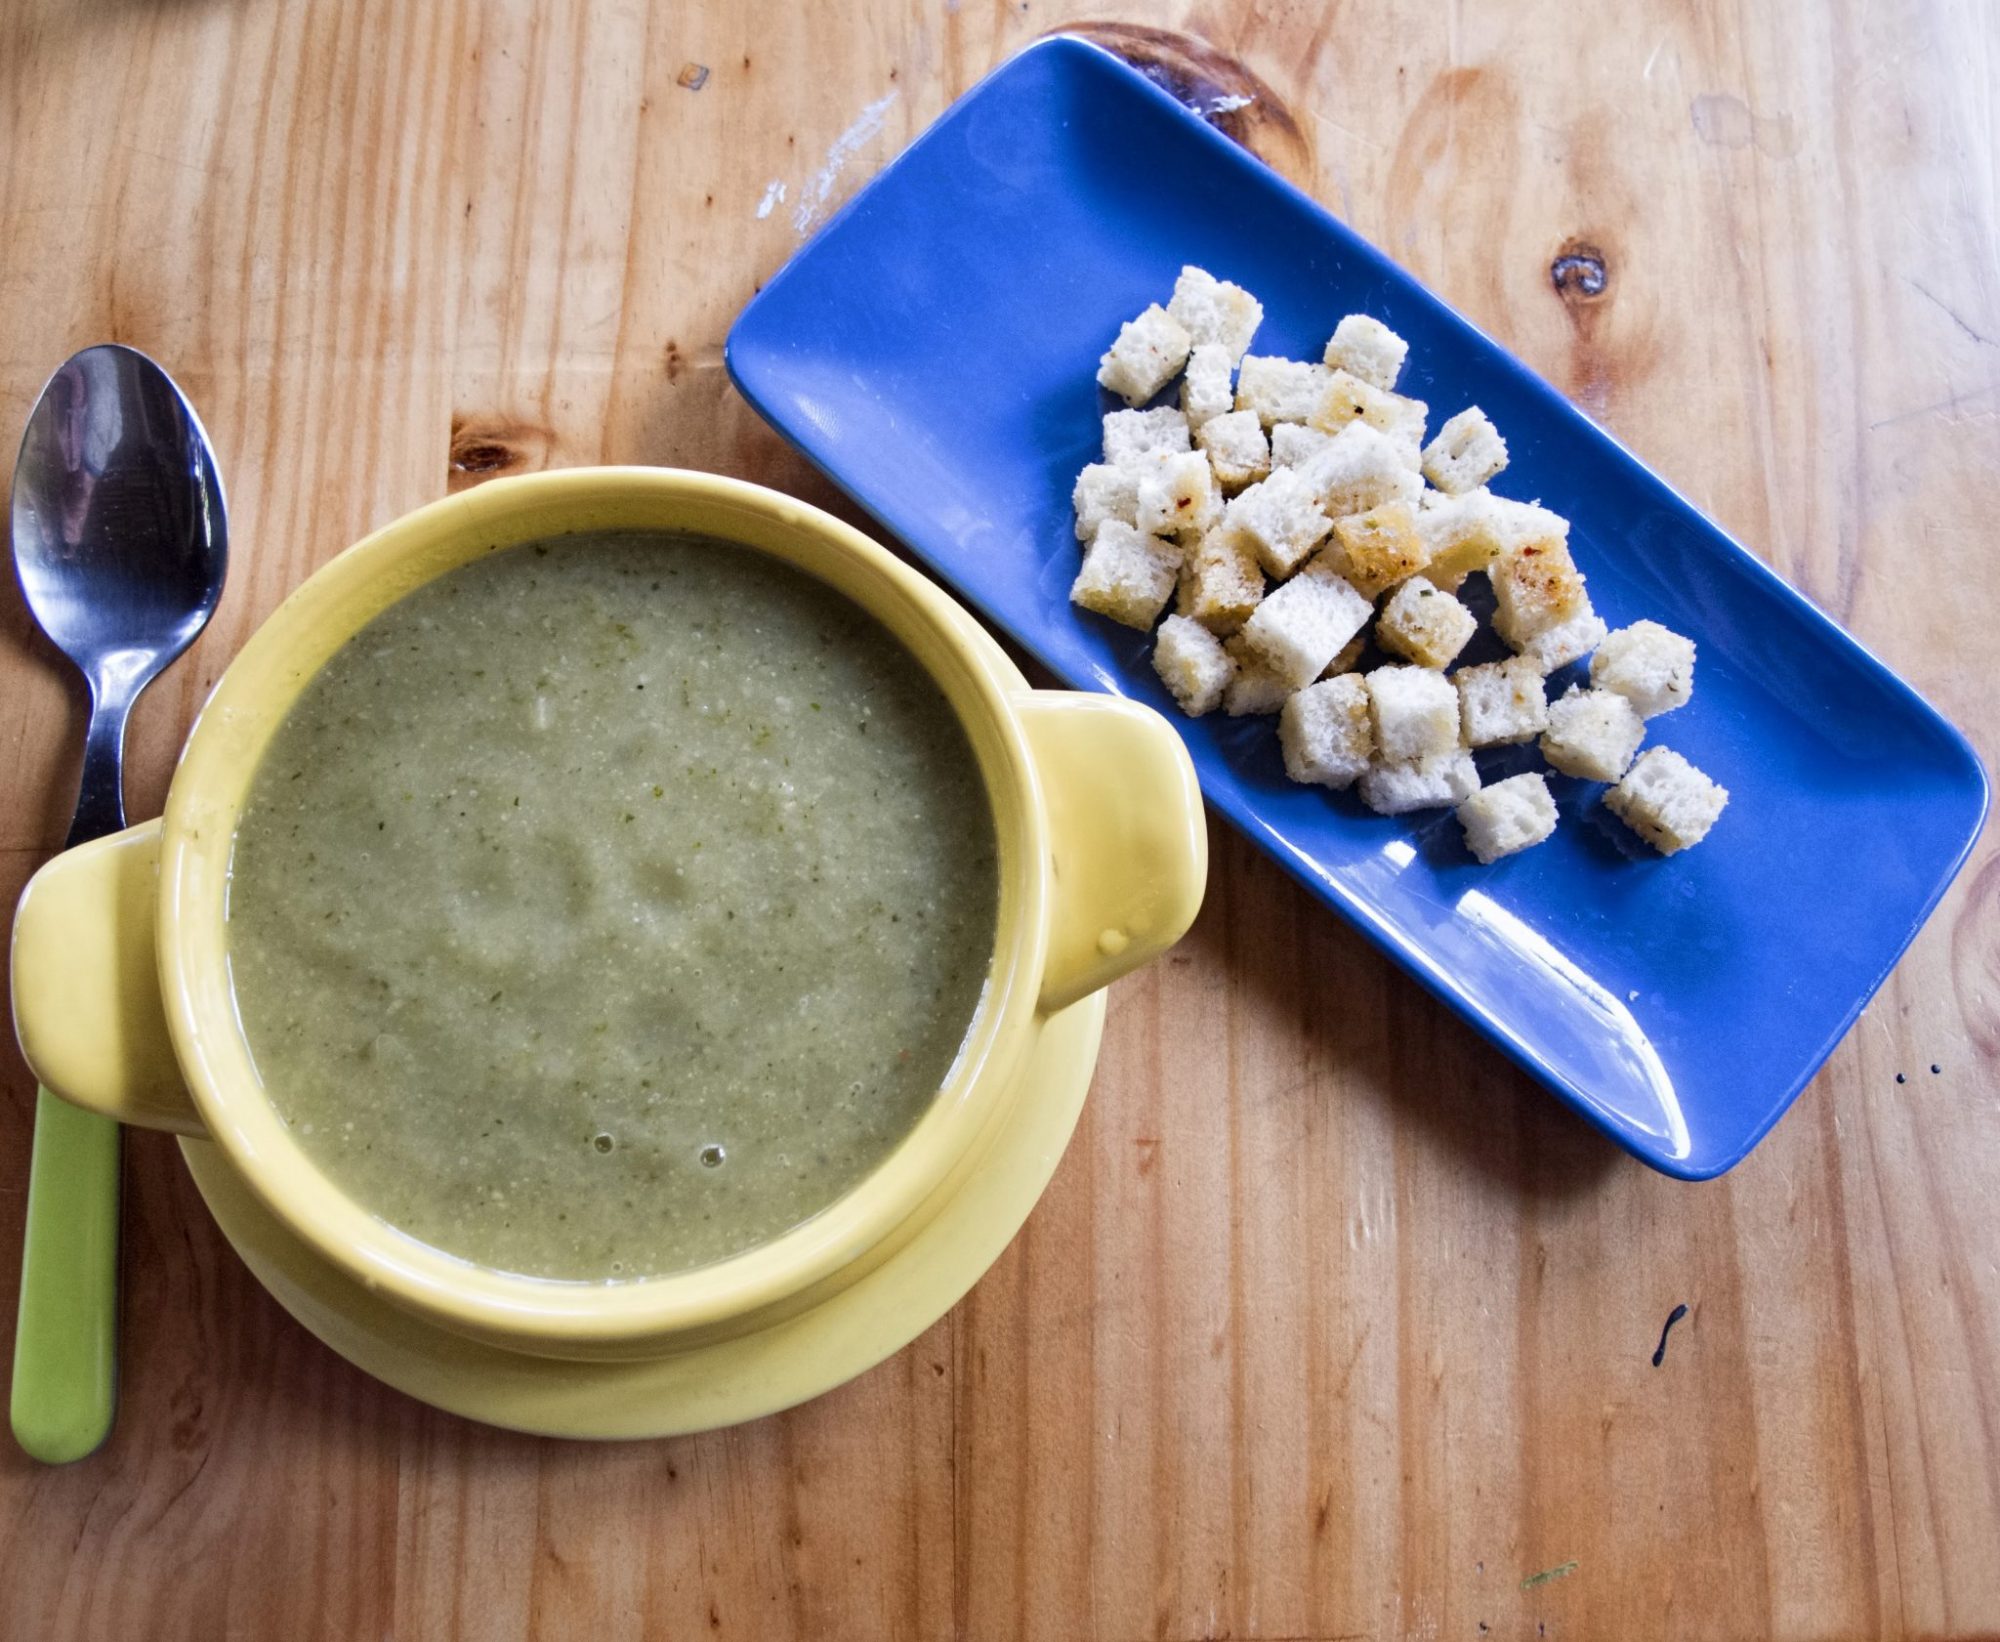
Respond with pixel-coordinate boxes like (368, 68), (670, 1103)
(156, 466), (1051, 1348)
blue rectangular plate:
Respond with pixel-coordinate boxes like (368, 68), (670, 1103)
(727, 35), (1988, 1178)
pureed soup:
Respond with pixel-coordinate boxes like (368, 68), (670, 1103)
(225, 531), (999, 1280)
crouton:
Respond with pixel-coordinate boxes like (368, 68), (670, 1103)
(1455, 655), (1549, 746)
(1235, 355), (1331, 427)
(1359, 751), (1481, 816)
(1195, 408), (1270, 493)
(1377, 576), (1477, 668)
(1539, 686), (1645, 782)
(1176, 530), (1265, 634)
(1279, 675), (1374, 788)
(1308, 369), (1427, 459)
(1103, 406), (1190, 466)
(1166, 266), (1264, 363)
(1590, 620), (1696, 717)
(1180, 343), (1234, 429)
(1223, 466), (1332, 579)
(1325, 501), (1430, 599)
(1136, 451), (1220, 541)
(1222, 634), (1295, 715)
(1421, 407), (1508, 494)
(1097, 304), (1192, 406)
(1520, 606), (1608, 671)
(1415, 488), (1506, 591)
(1323, 314), (1409, 391)
(1236, 562), (1375, 688)
(1297, 422), (1422, 518)
(1069, 520), (1181, 630)
(1269, 422), (1332, 469)
(1367, 664), (1462, 763)
(1072, 462), (1143, 542)
(1323, 633), (1367, 676)
(1457, 772), (1558, 863)
(1605, 747), (1729, 854)
(1152, 614), (1236, 716)
(1490, 537), (1589, 652)
(1486, 496), (1571, 554)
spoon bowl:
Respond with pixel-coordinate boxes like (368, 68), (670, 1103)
(12, 345), (227, 712)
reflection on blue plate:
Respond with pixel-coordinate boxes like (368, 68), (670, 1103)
(727, 35), (1988, 1178)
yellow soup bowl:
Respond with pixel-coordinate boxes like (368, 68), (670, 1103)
(11, 468), (1205, 1362)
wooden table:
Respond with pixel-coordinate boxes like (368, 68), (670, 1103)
(3, 2), (1996, 1637)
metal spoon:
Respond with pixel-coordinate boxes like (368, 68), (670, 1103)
(8, 345), (227, 1462)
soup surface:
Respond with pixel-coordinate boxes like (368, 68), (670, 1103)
(227, 531), (999, 1279)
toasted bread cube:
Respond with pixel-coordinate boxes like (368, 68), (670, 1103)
(1308, 369), (1427, 460)
(1136, 451), (1220, 541)
(1180, 343), (1234, 429)
(1235, 355), (1331, 427)
(1456, 655), (1549, 746)
(1415, 488), (1504, 590)
(1097, 304), (1192, 405)
(1073, 462), (1143, 542)
(1103, 406), (1191, 465)
(1222, 634), (1295, 715)
(1323, 633), (1367, 676)
(1152, 614), (1236, 716)
(1367, 664), (1461, 763)
(1521, 606), (1608, 671)
(1195, 408), (1270, 493)
(1605, 747), (1729, 854)
(1422, 407), (1509, 494)
(1359, 750), (1481, 815)
(1280, 675), (1374, 789)
(1540, 686), (1645, 781)
(1298, 422), (1422, 518)
(1457, 772), (1558, 864)
(1269, 422), (1332, 469)
(1326, 501), (1430, 599)
(1323, 314), (1408, 391)
(1176, 530), (1265, 634)
(1377, 576), (1477, 668)
(1237, 562), (1374, 688)
(1591, 620), (1696, 717)
(1223, 466), (1332, 578)
(1486, 496), (1571, 553)
(1166, 265), (1264, 363)
(1491, 538), (1589, 651)
(1070, 520), (1181, 630)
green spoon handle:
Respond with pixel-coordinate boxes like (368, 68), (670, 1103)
(10, 1090), (119, 1463)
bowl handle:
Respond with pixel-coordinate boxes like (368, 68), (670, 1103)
(11, 822), (206, 1136)
(1016, 693), (1207, 1014)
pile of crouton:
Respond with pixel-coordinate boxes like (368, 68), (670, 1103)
(1072, 266), (1728, 863)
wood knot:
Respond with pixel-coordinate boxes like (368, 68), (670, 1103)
(1551, 239), (1610, 303)
(447, 416), (553, 492)
(1051, 23), (1315, 187)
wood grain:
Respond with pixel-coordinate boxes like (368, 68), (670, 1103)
(2, 0), (1997, 1637)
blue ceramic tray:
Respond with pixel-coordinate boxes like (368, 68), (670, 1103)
(727, 35), (1988, 1177)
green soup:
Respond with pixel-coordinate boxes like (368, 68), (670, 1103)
(225, 532), (999, 1280)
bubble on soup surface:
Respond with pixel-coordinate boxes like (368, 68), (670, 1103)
(593, 1132), (616, 1153)
(698, 1144), (726, 1168)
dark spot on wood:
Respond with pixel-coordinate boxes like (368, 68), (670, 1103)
(1551, 238), (1610, 302)
(1134, 1135), (1159, 1177)
(1313, 1488), (1332, 1538)
(1651, 1303), (1689, 1367)
(449, 415), (553, 491)
(664, 340), (685, 382)
(1048, 22), (1315, 187)
(676, 61), (709, 91)
(708, 1603), (721, 1629)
